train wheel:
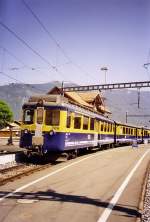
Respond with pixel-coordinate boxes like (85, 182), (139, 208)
(67, 150), (78, 160)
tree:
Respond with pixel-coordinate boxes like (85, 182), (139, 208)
(0, 100), (13, 129)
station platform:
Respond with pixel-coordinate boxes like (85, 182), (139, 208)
(0, 137), (25, 165)
(0, 137), (24, 154)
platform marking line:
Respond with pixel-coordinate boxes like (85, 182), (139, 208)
(97, 149), (150, 222)
(0, 149), (113, 202)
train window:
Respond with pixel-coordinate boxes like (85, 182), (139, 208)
(83, 116), (89, 130)
(45, 110), (60, 126)
(104, 122), (107, 132)
(101, 123), (104, 131)
(37, 108), (44, 124)
(66, 112), (71, 128)
(128, 128), (131, 135)
(90, 118), (95, 130)
(74, 114), (81, 129)
(123, 127), (125, 134)
(23, 109), (34, 124)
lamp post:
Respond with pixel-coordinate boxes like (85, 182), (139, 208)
(101, 67), (108, 84)
(7, 125), (13, 145)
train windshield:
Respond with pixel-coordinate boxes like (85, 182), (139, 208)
(23, 109), (34, 124)
(45, 110), (60, 126)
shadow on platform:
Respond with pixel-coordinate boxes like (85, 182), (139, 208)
(0, 189), (141, 218)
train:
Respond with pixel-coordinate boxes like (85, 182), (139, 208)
(19, 94), (150, 159)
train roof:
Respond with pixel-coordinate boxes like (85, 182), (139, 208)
(115, 121), (150, 130)
(23, 94), (114, 123)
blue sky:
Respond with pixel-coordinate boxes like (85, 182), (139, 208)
(0, 0), (150, 85)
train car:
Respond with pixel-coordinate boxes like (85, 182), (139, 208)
(142, 127), (150, 143)
(20, 94), (150, 159)
(98, 119), (115, 147)
(115, 122), (138, 145)
(20, 94), (115, 158)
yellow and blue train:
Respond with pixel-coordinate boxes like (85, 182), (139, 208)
(20, 94), (150, 158)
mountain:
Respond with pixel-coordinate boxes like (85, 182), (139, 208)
(104, 89), (150, 127)
(0, 81), (76, 120)
(0, 82), (150, 127)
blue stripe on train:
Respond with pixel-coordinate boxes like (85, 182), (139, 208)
(43, 132), (95, 152)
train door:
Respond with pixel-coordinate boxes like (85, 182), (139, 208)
(32, 107), (44, 146)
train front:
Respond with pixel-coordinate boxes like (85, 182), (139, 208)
(20, 95), (66, 155)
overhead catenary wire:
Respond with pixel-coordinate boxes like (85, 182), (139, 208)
(0, 46), (51, 92)
(0, 70), (46, 93)
(22, 0), (97, 82)
(0, 46), (27, 68)
(0, 20), (67, 81)
(0, 45), (56, 82)
(0, 46), (73, 94)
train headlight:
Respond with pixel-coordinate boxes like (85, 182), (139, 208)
(24, 129), (28, 134)
(49, 130), (55, 136)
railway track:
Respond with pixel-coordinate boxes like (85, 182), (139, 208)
(0, 146), (132, 187)
(0, 148), (96, 186)
(0, 162), (52, 186)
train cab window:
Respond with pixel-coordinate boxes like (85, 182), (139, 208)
(23, 109), (34, 124)
(83, 116), (89, 130)
(45, 110), (60, 126)
(66, 112), (71, 128)
(90, 118), (95, 130)
(74, 114), (81, 129)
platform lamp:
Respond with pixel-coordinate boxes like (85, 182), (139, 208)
(101, 67), (108, 84)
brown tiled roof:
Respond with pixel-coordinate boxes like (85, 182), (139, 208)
(48, 86), (111, 114)
(65, 92), (93, 108)
(78, 91), (100, 102)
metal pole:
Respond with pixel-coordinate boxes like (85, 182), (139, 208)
(137, 88), (140, 109)
(61, 81), (64, 96)
(126, 111), (128, 123)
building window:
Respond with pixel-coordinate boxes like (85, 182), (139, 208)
(45, 110), (60, 126)
(83, 116), (89, 130)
